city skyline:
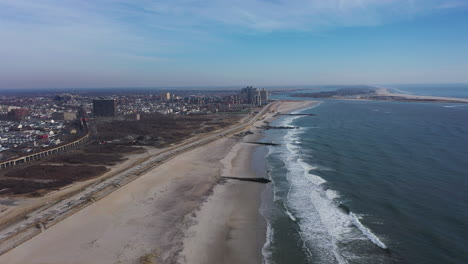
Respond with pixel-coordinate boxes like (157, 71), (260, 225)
(1, 0), (468, 89)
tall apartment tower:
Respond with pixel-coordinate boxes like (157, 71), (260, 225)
(241, 86), (259, 105)
(93, 99), (117, 116)
(162, 92), (171, 100)
(241, 86), (269, 105)
(260, 88), (269, 101)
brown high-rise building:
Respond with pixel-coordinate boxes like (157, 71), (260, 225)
(93, 99), (117, 117)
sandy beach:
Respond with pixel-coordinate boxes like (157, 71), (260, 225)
(375, 88), (468, 103)
(0, 100), (317, 264)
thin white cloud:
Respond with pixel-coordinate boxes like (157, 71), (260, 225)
(116, 0), (463, 31)
(0, 0), (466, 88)
(438, 0), (468, 9)
(0, 0), (463, 32)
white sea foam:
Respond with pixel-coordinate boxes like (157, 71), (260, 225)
(262, 104), (329, 264)
(265, 148), (279, 202)
(262, 222), (274, 264)
(350, 213), (387, 249)
(280, 121), (347, 263)
(299, 159), (326, 186)
(284, 208), (297, 222)
(268, 114), (388, 263)
(288, 136), (300, 143)
(277, 115), (302, 127)
(261, 150), (275, 264)
(313, 165), (335, 171)
(326, 189), (341, 200)
(264, 103), (389, 263)
(444, 105), (467, 108)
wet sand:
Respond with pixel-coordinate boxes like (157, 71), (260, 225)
(179, 100), (318, 264)
(179, 122), (267, 264)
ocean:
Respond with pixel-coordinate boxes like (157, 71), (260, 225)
(260, 86), (468, 264)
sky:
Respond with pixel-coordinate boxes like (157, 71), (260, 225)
(1, 0), (468, 89)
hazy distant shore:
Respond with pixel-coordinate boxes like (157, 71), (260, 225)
(292, 87), (468, 103)
(0, 100), (317, 264)
(371, 88), (468, 103)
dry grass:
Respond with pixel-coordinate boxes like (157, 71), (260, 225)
(139, 252), (157, 264)
(0, 113), (243, 196)
(1, 164), (108, 194)
(84, 144), (146, 154)
(95, 113), (242, 146)
(47, 153), (125, 166)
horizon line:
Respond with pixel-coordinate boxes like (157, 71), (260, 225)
(1, 83), (468, 91)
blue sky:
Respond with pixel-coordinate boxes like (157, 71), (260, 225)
(1, 0), (468, 88)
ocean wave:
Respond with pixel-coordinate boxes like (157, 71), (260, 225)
(265, 149), (279, 202)
(261, 153), (274, 264)
(443, 105), (468, 108)
(282, 122), (349, 263)
(313, 165), (335, 171)
(326, 189), (341, 200)
(350, 213), (387, 249)
(271, 115), (387, 263)
(284, 207), (297, 222)
(276, 115), (303, 127)
(262, 221), (274, 264)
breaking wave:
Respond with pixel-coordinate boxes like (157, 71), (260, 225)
(350, 213), (387, 249)
(267, 114), (388, 263)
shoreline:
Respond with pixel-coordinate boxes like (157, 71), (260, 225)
(179, 100), (319, 264)
(0, 100), (318, 264)
(258, 100), (321, 264)
(291, 87), (468, 103)
(179, 129), (267, 264)
(372, 88), (468, 103)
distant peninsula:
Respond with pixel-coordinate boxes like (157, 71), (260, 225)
(292, 87), (468, 103)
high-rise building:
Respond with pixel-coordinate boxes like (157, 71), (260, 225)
(254, 94), (262, 106)
(162, 92), (171, 100)
(241, 86), (268, 105)
(260, 88), (269, 101)
(93, 99), (117, 116)
(241, 86), (258, 105)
